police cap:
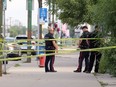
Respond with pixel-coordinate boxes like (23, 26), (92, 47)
(81, 26), (88, 29)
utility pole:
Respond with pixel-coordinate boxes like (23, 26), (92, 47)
(3, 0), (7, 74)
(27, 0), (32, 63)
(48, 0), (51, 24)
(38, 0), (42, 39)
(0, 0), (2, 34)
(0, 0), (3, 76)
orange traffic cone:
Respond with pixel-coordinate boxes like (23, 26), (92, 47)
(39, 56), (45, 67)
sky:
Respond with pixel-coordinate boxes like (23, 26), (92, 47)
(6, 0), (44, 27)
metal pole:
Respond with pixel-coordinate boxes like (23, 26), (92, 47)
(3, 0), (7, 74)
(0, 0), (3, 76)
(3, 7), (7, 74)
(38, 0), (42, 39)
(27, 0), (32, 63)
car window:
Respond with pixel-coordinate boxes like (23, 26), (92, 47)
(16, 37), (27, 39)
(16, 37), (33, 40)
(5, 37), (15, 43)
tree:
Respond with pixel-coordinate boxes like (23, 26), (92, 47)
(88, 0), (116, 76)
(8, 25), (26, 37)
(54, 0), (87, 26)
(45, 0), (58, 23)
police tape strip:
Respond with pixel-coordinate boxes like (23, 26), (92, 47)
(43, 38), (104, 41)
(0, 53), (55, 61)
(3, 44), (74, 47)
(0, 37), (107, 47)
(0, 37), (105, 42)
(0, 46), (116, 61)
(0, 50), (76, 61)
(0, 37), (105, 48)
(0, 48), (76, 52)
(0, 46), (116, 52)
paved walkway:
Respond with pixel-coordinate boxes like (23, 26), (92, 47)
(0, 52), (115, 87)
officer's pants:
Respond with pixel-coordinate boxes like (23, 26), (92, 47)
(77, 51), (89, 71)
(45, 53), (55, 72)
(88, 51), (102, 72)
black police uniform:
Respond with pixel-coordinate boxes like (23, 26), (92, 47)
(75, 31), (90, 72)
(44, 33), (56, 72)
(87, 31), (102, 73)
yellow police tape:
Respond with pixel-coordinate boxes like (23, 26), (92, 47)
(43, 38), (104, 41)
(0, 53), (55, 61)
(0, 37), (106, 48)
(0, 46), (116, 61)
(0, 37), (105, 42)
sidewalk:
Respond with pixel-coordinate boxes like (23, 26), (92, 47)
(0, 52), (115, 87)
(95, 74), (116, 87)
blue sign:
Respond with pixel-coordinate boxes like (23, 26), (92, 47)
(39, 8), (47, 22)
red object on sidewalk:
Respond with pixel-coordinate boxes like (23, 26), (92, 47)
(39, 56), (45, 67)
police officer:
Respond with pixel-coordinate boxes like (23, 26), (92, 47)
(74, 26), (90, 72)
(44, 24), (58, 72)
(87, 25), (102, 73)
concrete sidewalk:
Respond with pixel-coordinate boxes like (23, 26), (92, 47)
(0, 52), (102, 87)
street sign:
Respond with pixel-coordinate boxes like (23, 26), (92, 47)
(39, 8), (47, 24)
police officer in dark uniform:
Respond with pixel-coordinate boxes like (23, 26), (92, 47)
(87, 25), (102, 73)
(44, 25), (58, 72)
(74, 26), (90, 72)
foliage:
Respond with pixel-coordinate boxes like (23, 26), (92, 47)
(8, 26), (27, 37)
(8, 25), (38, 37)
(90, 0), (116, 76)
(55, 0), (87, 26)
(87, 0), (116, 37)
(45, 0), (58, 23)
(99, 38), (116, 76)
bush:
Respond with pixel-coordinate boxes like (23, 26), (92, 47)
(99, 38), (116, 76)
(99, 52), (108, 73)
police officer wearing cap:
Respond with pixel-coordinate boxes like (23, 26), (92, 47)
(44, 25), (58, 72)
(74, 26), (90, 73)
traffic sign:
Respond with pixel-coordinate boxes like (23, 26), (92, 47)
(39, 8), (47, 23)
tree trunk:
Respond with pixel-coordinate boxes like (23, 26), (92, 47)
(38, 0), (42, 39)
(52, 0), (55, 24)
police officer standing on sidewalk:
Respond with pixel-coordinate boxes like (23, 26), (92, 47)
(44, 24), (58, 72)
(74, 26), (90, 72)
(86, 25), (102, 73)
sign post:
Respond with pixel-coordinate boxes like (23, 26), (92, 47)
(3, 0), (7, 74)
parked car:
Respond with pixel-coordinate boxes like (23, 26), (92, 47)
(4, 37), (21, 61)
(15, 35), (36, 55)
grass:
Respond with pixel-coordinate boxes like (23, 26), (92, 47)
(14, 64), (21, 67)
(99, 81), (108, 87)
(93, 73), (108, 87)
